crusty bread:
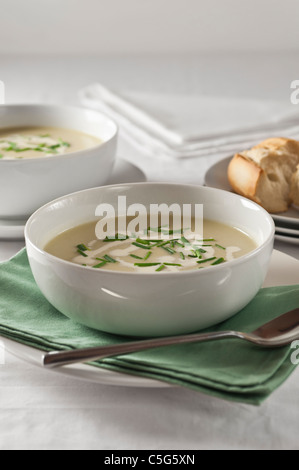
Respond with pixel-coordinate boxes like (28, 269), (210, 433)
(228, 137), (299, 213)
(290, 164), (299, 207)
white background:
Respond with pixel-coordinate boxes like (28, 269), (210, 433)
(1, 0), (299, 55)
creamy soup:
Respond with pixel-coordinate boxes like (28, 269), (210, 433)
(44, 218), (257, 273)
(0, 127), (102, 159)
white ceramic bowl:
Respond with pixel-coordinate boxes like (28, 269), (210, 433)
(0, 104), (118, 219)
(25, 183), (275, 337)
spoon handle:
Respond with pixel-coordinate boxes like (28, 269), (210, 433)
(42, 330), (244, 368)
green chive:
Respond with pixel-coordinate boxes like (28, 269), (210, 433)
(77, 249), (88, 257)
(59, 139), (71, 147)
(103, 254), (118, 263)
(134, 263), (161, 267)
(211, 257), (226, 265)
(198, 238), (215, 242)
(181, 236), (190, 245)
(197, 257), (217, 264)
(132, 242), (152, 250)
(156, 264), (166, 272)
(130, 254), (143, 260)
(49, 144), (61, 150)
(155, 240), (171, 247)
(103, 234), (129, 242)
(15, 147), (31, 152)
(93, 261), (107, 268)
(135, 238), (150, 245)
(162, 246), (176, 254)
(148, 226), (162, 233)
(77, 243), (89, 252)
(163, 263), (182, 267)
(143, 251), (152, 261)
(215, 244), (226, 250)
(179, 252), (185, 260)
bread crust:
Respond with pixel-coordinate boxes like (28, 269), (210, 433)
(254, 137), (299, 156)
(227, 154), (262, 202)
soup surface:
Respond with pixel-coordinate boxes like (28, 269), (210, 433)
(0, 126), (102, 159)
(44, 218), (257, 273)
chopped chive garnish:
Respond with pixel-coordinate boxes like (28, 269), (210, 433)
(196, 248), (207, 254)
(15, 147), (31, 152)
(179, 252), (185, 260)
(93, 261), (107, 268)
(156, 264), (166, 272)
(197, 257), (217, 264)
(136, 238), (151, 245)
(215, 244), (226, 250)
(77, 249), (88, 257)
(143, 251), (152, 261)
(134, 263), (160, 267)
(130, 254), (143, 260)
(163, 263), (182, 267)
(49, 144), (61, 150)
(77, 243), (89, 252)
(181, 236), (190, 245)
(198, 238), (215, 242)
(103, 254), (118, 263)
(132, 241), (152, 250)
(155, 240), (171, 247)
(162, 246), (176, 254)
(211, 257), (226, 265)
(59, 139), (71, 147)
(103, 234), (129, 242)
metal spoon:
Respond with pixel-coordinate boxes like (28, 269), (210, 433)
(43, 307), (299, 368)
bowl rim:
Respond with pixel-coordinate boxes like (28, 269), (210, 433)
(0, 103), (118, 164)
(25, 182), (275, 278)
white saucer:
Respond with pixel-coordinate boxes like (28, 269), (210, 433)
(1, 249), (299, 388)
(205, 156), (299, 228)
(0, 158), (146, 241)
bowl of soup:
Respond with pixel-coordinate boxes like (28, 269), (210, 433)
(0, 104), (118, 219)
(25, 183), (275, 337)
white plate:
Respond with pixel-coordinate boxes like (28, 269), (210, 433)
(2, 249), (299, 388)
(0, 158), (146, 241)
(204, 156), (299, 228)
(275, 226), (299, 236)
(275, 234), (299, 245)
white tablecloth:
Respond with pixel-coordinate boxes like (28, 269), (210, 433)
(1, 53), (299, 450)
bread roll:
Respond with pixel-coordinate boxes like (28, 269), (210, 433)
(290, 164), (299, 207)
(227, 138), (299, 213)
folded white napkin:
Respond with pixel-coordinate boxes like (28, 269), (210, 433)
(79, 83), (299, 159)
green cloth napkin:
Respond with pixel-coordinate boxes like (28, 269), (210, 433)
(1, 248), (299, 405)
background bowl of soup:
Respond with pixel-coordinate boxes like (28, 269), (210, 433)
(25, 183), (275, 337)
(0, 104), (118, 219)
